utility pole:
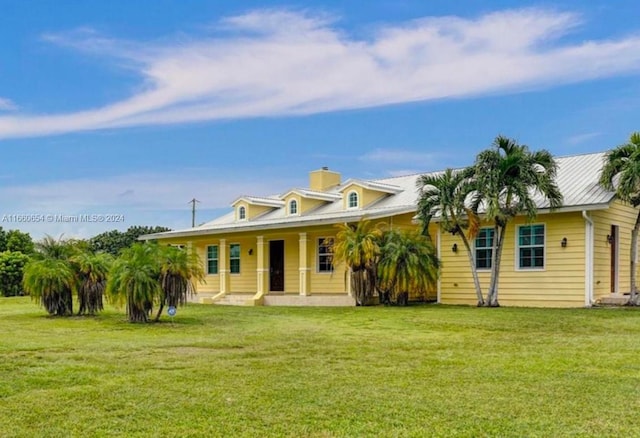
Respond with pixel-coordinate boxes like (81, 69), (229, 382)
(189, 198), (200, 227)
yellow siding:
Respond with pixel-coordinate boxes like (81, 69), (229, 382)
(282, 235), (299, 294)
(228, 237), (257, 292)
(591, 200), (639, 300)
(440, 212), (586, 307)
(299, 197), (325, 214)
(308, 231), (348, 294)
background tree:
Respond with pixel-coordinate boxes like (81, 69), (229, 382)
(6, 230), (34, 254)
(472, 136), (562, 307)
(599, 132), (640, 305)
(0, 227), (7, 252)
(89, 226), (171, 256)
(72, 251), (113, 315)
(333, 220), (382, 306)
(0, 251), (30, 296)
(377, 228), (440, 305)
(417, 168), (483, 305)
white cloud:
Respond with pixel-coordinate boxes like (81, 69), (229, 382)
(1, 8), (640, 138)
(0, 169), (300, 238)
(0, 98), (17, 111)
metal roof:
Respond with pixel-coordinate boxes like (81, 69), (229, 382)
(142, 151), (615, 240)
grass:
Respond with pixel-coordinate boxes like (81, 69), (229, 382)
(1, 298), (640, 437)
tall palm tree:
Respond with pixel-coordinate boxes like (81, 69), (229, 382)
(155, 245), (204, 321)
(23, 258), (76, 316)
(106, 243), (162, 323)
(599, 132), (640, 305)
(72, 251), (113, 315)
(377, 228), (440, 305)
(473, 136), (563, 306)
(333, 220), (383, 306)
(417, 168), (483, 305)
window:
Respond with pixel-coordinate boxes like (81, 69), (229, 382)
(475, 228), (494, 269)
(318, 238), (334, 272)
(518, 224), (545, 269)
(206, 245), (218, 275)
(230, 243), (241, 273)
(348, 191), (359, 209)
(238, 206), (246, 220)
(289, 199), (298, 215)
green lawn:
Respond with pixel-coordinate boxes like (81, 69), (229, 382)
(1, 298), (640, 437)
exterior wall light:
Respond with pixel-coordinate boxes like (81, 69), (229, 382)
(452, 243), (458, 253)
(561, 237), (567, 248)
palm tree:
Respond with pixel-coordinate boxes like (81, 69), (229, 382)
(72, 251), (113, 315)
(333, 220), (383, 306)
(106, 243), (162, 323)
(377, 228), (440, 305)
(24, 235), (80, 315)
(23, 258), (76, 316)
(599, 132), (640, 305)
(417, 168), (484, 305)
(473, 136), (563, 306)
(155, 245), (204, 321)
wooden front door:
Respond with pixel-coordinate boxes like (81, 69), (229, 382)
(269, 240), (285, 292)
(611, 225), (618, 293)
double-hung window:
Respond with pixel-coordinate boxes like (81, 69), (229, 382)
(206, 245), (219, 274)
(318, 238), (334, 272)
(518, 224), (545, 269)
(475, 228), (494, 269)
(230, 244), (241, 273)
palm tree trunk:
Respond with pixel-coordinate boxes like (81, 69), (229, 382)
(486, 224), (505, 307)
(459, 233), (484, 306)
(629, 212), (640, 306)
(155, 303), (165, 322)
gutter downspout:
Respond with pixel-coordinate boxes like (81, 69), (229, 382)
(436, 229), (442, 304)
(582, 211), (594, 306)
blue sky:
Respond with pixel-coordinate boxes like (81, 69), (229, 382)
(1, 0), (639, 239)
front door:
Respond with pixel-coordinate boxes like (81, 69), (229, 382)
(269, 240), (284, 292)
(610, 225), (619, 293)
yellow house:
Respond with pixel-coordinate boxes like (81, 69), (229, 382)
(141, 152), (637, 308)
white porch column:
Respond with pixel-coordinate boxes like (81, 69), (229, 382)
(256, 236), (268, 295)
(299, 233), (310, 296)
(219, 239), (229, 295)
(346, 269), (353, 297)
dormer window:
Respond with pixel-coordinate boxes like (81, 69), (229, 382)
(238, 206), (246, 220)
(347, 191), (359, 209)
(289, 199), (298, 215)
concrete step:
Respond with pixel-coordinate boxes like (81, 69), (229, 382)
(597, 294), (629, 306)
(214, 294), (255, 306)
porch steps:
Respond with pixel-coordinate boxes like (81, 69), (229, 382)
(212, 293), (256, 306)
(596, 293), (629, 306)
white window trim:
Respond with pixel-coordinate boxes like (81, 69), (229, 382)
(229, 243), (241, 274)
(474, 227), (494, 272)
(206, 244), (219, 276)
(238, 206), (247, 221)
(347, 190), (359, 210)
(289, 199), (299, 216)
(317, 237), (334, 273)
(515, 223), (546, 271)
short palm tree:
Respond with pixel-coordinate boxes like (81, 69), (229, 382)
(599, 132), (640, 305)
(106, 243), (162, 323)
(156, 245), (204, 321)
(333, 220), (383, 306)
(473, 136), (562, 306)
(23, 258), (76, 316)
(72, 251), (113, 315)
(377, 228), (440, 305)
(417, 168), (483, 305)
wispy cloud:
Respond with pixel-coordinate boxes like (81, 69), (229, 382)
(359, 148), (438, 166)
(0, 98), (17, 111)
(2, 8), (640, 138)
(565, 131), (602, 145)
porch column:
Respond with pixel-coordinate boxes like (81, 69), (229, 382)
(346, 269), (353, 297)
(299, 232), (310, 296)
(219, 239), (229, 294)
(256, 236), (268, 295)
